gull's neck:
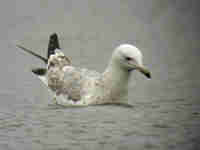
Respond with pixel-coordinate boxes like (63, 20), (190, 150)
(102, 59), (131, 91)
(101, 59), (132, 103)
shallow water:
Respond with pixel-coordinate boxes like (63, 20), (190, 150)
(0, 0), (200, 150)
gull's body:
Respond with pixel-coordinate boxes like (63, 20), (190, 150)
(46, 50), (129, 106)
(17, 34), (151, 106)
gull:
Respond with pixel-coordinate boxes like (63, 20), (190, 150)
(16, 33), (151, 106)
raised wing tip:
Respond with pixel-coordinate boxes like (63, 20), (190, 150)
(47, 33), (60, 59)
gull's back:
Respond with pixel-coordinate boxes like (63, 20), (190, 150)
(47, 53), (101, 102)
(64, 66), (101, 101)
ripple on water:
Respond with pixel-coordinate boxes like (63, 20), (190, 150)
(152, 123), (171, 129)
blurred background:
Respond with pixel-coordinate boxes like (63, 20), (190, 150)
(0, 0), (199, 150)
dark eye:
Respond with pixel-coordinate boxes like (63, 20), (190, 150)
(125, 57), (132, 61)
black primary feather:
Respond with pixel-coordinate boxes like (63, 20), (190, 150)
(47, 33), (60, 59)
(32, 68), (47, 76)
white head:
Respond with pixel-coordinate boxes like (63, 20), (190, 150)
(111, 44), (151, 78)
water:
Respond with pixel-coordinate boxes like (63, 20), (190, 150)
(0, 0), (200, 149)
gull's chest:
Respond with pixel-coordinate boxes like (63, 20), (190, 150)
(82, 78), (127, 104)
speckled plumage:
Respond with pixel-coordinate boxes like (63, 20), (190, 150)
(44, 44), (151, 106)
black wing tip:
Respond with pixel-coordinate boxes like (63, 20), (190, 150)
(47, 33), (60, 59)
(32, 68), (47, 76)
(50, 33), (59, 39)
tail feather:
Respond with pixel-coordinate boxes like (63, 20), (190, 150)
(47, 33), (60, 59)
